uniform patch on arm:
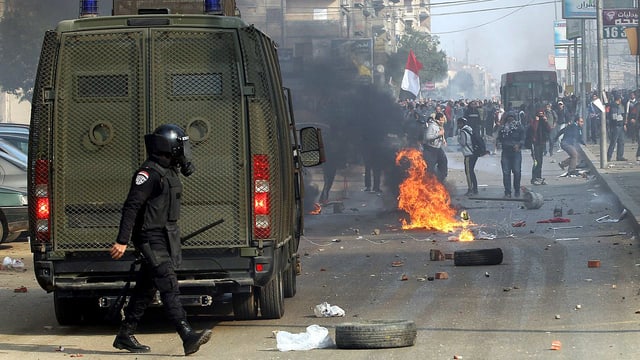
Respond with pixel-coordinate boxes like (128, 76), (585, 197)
(135, 171), (150, 185)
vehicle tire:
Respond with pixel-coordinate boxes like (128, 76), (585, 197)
(454, 247), (503, 266)
(232, 290), (259, 320)
(283, 259), (297, 298)
(259, 270), (284, 319)
(0, 211), (8, 244)
(54, 292), (84, 325)
(335, 319), (417, 349)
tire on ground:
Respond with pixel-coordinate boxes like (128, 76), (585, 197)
(454, 247), (503, 266)
(335, 319), (417, 349)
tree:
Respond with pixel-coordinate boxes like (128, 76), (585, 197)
(388, 28), (447, 87)
(0, 0), (78, 102)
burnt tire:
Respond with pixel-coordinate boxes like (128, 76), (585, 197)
(454, 247), (503, 266)
(335, 320), (417, 349)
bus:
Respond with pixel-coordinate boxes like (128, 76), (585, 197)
(500, 71), (562, 113)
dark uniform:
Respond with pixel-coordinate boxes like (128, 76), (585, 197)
(111, 124), (210, 356)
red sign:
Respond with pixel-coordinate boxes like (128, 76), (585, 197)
(603, 8), (638, 26)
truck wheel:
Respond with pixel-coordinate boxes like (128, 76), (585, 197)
(335, 320), (417, 349)
(283, 260), (297, 298)
(454, 248), (503, 266)
(54, 292), (84, 325)
(232, 290), (258, 320)
(259, 270), (284, 319)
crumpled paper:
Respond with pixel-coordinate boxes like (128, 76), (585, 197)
(313, 302), (345, 317)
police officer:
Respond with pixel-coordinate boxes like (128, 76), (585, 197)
(109, 124), (211, 355)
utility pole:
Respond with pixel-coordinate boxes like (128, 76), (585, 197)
(597, 0), (607, 169)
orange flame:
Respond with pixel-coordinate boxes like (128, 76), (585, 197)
(309, 203), (322, 215)
(395, 148), (474, 240)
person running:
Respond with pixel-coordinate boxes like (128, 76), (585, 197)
(555, 117), (586, 176)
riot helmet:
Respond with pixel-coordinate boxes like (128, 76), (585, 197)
(144, 124), (195, 176)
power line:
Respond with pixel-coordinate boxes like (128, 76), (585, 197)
(432, 0), (556, 35)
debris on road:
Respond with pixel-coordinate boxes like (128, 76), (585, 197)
(475, 231), (496, 240)
(454, 248), (503, 266)
(401, 274), (409, 281)
(314, 302), (345, 317)
(391, 261), (405, 267)
(13, 286), (27, 293)
(512, 220), (526, 227)
(595, 209), (628, 223)
(537, 217), (571, 223)
(588, 260), (601, 268)
(550, 340), (562, 350)
(276, 325), (334, 351)
(435, 272), (449, 280)
(430, 249), (444, 261)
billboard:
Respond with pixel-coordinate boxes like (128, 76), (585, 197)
(554, 21), (574, 47)
(562, 0), (596, 19)
(602, 8), (637, 26)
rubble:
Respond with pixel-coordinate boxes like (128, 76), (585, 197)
(588, 260), (601, 268)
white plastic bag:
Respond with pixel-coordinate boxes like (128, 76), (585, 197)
(2, 257), (24, 270)
(276, 325), (334, 351)
(313, 302), (345, 317)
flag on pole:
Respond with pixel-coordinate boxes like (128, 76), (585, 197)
(400, 50), (423, 98)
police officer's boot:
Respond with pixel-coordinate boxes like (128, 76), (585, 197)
(177, 320), (212, 355)
(113, 321), (151, 353)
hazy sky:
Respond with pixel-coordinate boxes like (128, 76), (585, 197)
(430, 0), (560, 78)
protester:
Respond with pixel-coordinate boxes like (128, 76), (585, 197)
(526, 109), (551, 185)
(555, 117), (586, 176)
(607, 95), (627, 162)
(422, 112), (448, 182)
(588, 93), (602, 144)
(544, 102), (558, 155)
(496, 112), (525, 198)
(457, 117), (478, 196)
(625, 91), (638, 145)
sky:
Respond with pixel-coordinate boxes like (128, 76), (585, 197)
(430, 0), (560, 78)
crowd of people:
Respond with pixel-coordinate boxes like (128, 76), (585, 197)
(399, 95), (587, 198)
(399, 88), (640, 198)
(313, 87), (639, 204)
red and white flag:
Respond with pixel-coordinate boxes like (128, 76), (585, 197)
(401, 50), (423, 97)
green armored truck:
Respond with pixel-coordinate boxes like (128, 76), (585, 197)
(28, 0), (324, 325)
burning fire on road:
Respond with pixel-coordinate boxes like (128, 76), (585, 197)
(395, 148), (474, 241)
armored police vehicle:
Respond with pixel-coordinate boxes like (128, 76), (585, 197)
(28, 0), (324, 324)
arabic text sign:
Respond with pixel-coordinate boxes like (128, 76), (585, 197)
(562, 0), (596, 19)
(603, 26), (629, 39)
(603, 9), (638, 26)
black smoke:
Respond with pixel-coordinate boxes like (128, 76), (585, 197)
(288, 60), (409, 211)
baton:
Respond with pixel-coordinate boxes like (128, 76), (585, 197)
(181, 218), (225, 243)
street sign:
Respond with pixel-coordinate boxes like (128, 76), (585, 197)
(603, 26), (628, 39)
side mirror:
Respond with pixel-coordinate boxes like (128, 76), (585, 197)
(299, 127), (325, 167)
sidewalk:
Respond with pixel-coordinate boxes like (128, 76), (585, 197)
(580, 141), (640, 233)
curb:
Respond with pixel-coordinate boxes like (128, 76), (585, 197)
(579, 145), (640, 235)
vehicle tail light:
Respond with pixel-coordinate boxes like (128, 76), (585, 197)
(33, 159), (51, 242)
(253, 154), (270, 238)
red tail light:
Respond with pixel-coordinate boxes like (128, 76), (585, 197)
(34, 159), (51, 242)
(253, 154), (271, 238)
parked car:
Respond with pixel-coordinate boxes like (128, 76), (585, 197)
(0, 123), (29, 155)
(0, 185), (28, 243)
(0, 123), (28, 190)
